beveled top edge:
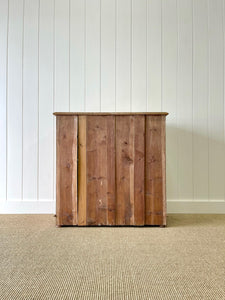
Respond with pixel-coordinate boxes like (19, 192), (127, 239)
(53, 112), (169, 116)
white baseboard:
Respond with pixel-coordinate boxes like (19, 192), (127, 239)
(0, 200), (225, 214)
(0, 201), (56, 214)
(167, 201), (225, 214)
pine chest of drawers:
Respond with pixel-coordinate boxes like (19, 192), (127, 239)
(53, 112), (168, 227)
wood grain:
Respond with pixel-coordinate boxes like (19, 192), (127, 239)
(106, 116), (116, 225)
(85, 116), (116, 225)
(56, 116), (77, 226)
(145, 116), (166, 226)
(55, 114), (167, 227)
(134, 116), (145, 225)
(116, 116), (145, 225)
(78, 116), (87, 226)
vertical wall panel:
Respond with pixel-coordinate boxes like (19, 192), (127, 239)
(39, 0), (54, 201)
(70, 0), (85, 112)
(7, 0), (23, 201)
(162, 0), (178, 201)
(101, 0), (116, 112)
(85, 0), (100, 111)
(0, 0), (8, 201)
(208, 0), (224, 201)
(177, 0), (193, 201)
(23, 0), (39, 201)
(132, 0), (147, 112)
(116, 0), (131, 111)
(147, 0), (162, 111)
(55, 0), (69, 112)
(193, 0), (209, 201)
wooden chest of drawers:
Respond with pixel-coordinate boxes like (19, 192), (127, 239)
(54, 112), (168, 227)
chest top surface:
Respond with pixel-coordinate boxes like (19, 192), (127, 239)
(53, 112), (169, 116)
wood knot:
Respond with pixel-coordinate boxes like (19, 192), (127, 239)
(66, 163), (71, 168)
(149, 156), (156, 163)
(124, 155), (133, 163)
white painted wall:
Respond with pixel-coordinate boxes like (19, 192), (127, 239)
(0, 0), (225, 214)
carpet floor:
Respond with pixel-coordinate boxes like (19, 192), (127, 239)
(0, 214), (225, 300)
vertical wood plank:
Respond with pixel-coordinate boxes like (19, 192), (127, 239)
(162, 0), (178, 202)
(0, 0), (8, 201)
(95, 117), (107, 225)
(192, 0), (209, 201)
(86, 116), (116, 225)
(7, 0), (23, 201)
(147, 0), (162, 111)
(56, 116), (77, 226)
(116, 0), (131, 111)
(208, 0), (225, 201)
(85, 0), (100, 111)
(145, 116), (166, 226)
(116, 116), (132, 225)
(70, 0), (85, 112)
(132, 0), (147, 112)
(23, 0), (39, 201)
(78, 116), (87, 225)
(39, 0), (54, 201)
(133, 116), (145, 225)
(177, 0), (193, 201)
(86, 117), (99, 224)
(107, 116), (116, 225)
(101, 0), (116, 112)
(55, 0), (69, 112)
(116, 116), (145, 225)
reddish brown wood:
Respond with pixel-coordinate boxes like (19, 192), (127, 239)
(79, 116), (116, 225)
(145, 116), (166, 226)
(78, 116), (87, 226)
(56, 116), (78, 226)
(133, 116), (145, 225)
(55, 113), (167, 227)
(106, 116), (116, 225)
(115, 116), (145, 225)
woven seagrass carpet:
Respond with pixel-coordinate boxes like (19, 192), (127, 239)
(0, 214), (225, 300)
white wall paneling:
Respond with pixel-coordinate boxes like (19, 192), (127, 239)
(7, 0), (23, 201)
(0, 0), (8, 202)
(193, 0), (209, 201)
(132, 0), (147, 111)
(55, 0), (70, 112)
(116, 0), (131, 111)
(39, 0), (54, 202)
(23, 0), (39, 201)
(70, 0), (85, 112)
(147, 0), (162, 111)
(162, 0), (178, 202)
(85, 0), (101, 111)
(177, 0), (193, 201)
(1, 0), (225, 213)
(208, 0), (225, 201)
(101, 0), (116, 112)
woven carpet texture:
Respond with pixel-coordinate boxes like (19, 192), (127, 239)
(0, 214), (225, 300)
